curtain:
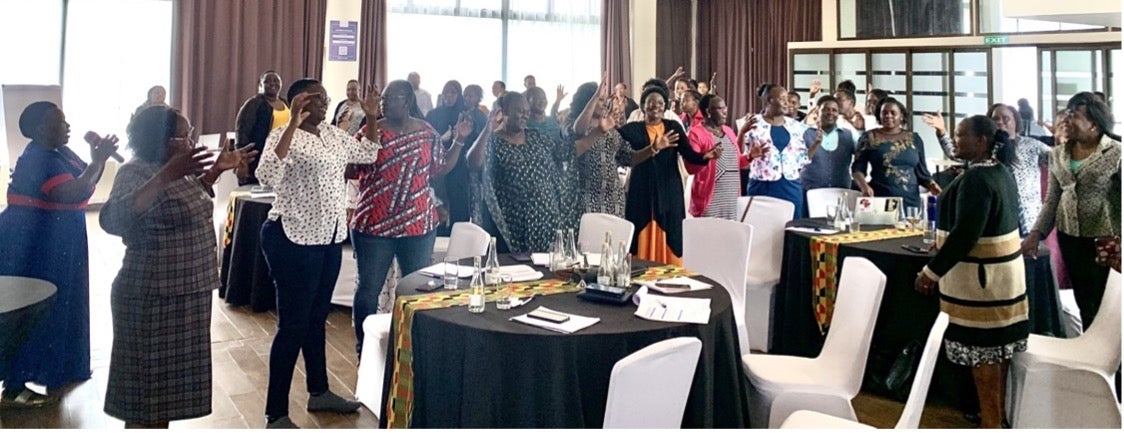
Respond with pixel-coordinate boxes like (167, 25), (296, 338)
(600, 0), (632, 90)
(172, 0), (327, 134)
(695, 0), (821, 120)
(358, 0), (388, 88)
(856, 0), (963, 38)
(655, 0), (692, 80)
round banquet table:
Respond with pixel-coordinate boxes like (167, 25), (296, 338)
(218, 187), (276, 312)
(378, 256), (751, 428)
(772, 218), (1062, 411)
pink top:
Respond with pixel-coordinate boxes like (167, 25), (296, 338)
(685, 123), (748, 217)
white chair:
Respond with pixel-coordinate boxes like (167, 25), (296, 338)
(353, 222), (492, 413)
(443, 221), (491, 260)
(742, 256), (887, 428)
(603, 337), (703, 428)
(683, 218), (753, 355)
(779, 312), (950, 429)
(736, 195), (795, 352)
(806, 187), (860, 218)
(211, 170), (241, 255)
(577, 213), (635, 253)
(1007, 270), (1122, 429)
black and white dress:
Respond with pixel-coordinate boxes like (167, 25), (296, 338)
(482, 128), (574, 253)
(575, 130), (627, 218)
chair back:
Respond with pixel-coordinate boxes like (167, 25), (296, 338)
(603, 337), (702, 428)
(806, 187), (861, 218)
(1077, 270), (1122, 373)
(895, 312), (950, 429)
(818, 257), (887, 396)
(683, 218), (753, 353)
(578, 213), (635, 253)
(211, 171), (242, 251)
(737, 196), (794, 283)
(445, 222), (491, 260)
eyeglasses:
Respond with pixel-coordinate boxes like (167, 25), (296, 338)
(383, 94), (410, 102)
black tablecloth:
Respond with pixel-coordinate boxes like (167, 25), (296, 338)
(772, 218), (1062, 411)
(218, 188), (277, 312)
(379, 257), (751, 428)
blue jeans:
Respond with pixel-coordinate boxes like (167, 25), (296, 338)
(350, 230), (436, 354)
(260, 219), (341, 419)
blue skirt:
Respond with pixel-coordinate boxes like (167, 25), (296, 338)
(746, 178), (804, 220)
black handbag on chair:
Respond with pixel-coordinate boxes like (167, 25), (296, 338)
(866, 340), (924, 402)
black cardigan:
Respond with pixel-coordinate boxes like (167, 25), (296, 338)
(617, 119), (707, 257)
(234, 94), (285, 185)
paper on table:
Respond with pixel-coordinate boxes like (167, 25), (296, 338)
(786, 226), (839, 235)
(634, 293), (711, 324)
(510, 307), (600, 334)
(531, 253), (550, 266)
(249, 191), (277, 199)
(495, 264), (543, 282)
(635, 277), (713, 294)
(418, 263), (474, 278)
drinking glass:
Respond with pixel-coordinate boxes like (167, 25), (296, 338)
(825, 204), (838, 222)
(443, 256), (460, 290)
(496, 274), (514, 310)
(905, 206), (922, 229)
(923, 221), (937, 245)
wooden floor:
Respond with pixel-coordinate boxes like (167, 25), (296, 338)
(0, 211), (974, 429)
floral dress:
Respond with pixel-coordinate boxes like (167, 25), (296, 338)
(743, 115), (810, 219)
(852, 130), (934, 209)
(482, 128), (574, 252)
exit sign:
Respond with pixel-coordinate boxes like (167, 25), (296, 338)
(984, 35), (1009, 45)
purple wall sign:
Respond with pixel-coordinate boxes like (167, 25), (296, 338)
(329, 20), (358, 62)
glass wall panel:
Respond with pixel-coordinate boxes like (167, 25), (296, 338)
(792, 53), (830, 111)
(911, 52), (951, 161)
(952, 51), (989, 122)
(834, 53), (866, 98)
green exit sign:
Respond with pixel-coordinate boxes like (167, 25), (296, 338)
(984, 35), (1009, 45)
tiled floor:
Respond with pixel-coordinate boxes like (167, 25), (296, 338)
(0, 211), (973, 429)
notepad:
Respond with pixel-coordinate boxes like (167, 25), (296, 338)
(510, 307), (600, 334)
(634, 293), (711, 324)
(418, 263), (474, 278)
(635, 277), (714, 294)
(495, 265), (543, 282)
(786, 227), (840, 235)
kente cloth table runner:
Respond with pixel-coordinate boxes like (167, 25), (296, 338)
(221, 191), (250, 248)
(810, 228), (922, 334)
(384, 265), (698, 428)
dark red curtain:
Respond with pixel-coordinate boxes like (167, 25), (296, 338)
(695, 0), (821, 120)
(358, 0), (388, 89)
(655, 0), (692, 80)
(172, 0), (327, 134)
(600, 0), (632, 90)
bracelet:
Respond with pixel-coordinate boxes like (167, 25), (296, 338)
(650, 146), (659, 157)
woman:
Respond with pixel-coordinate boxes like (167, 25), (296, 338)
(526, 86), (563, 140)
(99, 107), (256, 428)
(132, 85), (167, 119)
(685, 94), (743, 219)
(740, 83), (820, 219)
(800, 96), (855, 205)
(256, 78), (380, 428)
(331, 79), (366, 136)
(915, 115), (1026, 429)
(0, 101), (117, 406)
(679, 90), (704, 129)
(468, 92), (572, 253)
(425, 80), (472, 235)
(615, 85), (708, 265)
(852, 97), (941, 209)
(1023, 92), (1121, 329)
(234, 70), (289, 185)
(351, 80), (464, 354)
(569, 80), (628, 218)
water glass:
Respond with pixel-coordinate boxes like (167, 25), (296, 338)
(443, 256), (460, 290)
(825, 204), (837, 222)
(905, 206), (922, 229)
(923, 221), (937, 245)
(849, 220), (861, 233)
(496, 274), (514, 310)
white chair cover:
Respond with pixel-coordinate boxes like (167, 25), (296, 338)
(683, 217), (753, 355)
(444, 221), (491, 260)
(577, 212), (635, 253)
(805, 187), (861, 218)
(736, 195), (795, 352)
(603, 337), (702, 428)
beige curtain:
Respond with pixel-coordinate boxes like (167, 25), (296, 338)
(600, 0), (632, 91)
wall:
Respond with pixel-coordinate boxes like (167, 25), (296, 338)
(631, 0), (658, 96)
(322, 0), (362, 106)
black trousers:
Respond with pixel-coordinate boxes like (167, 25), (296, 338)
(1056, 231), (1111, 330)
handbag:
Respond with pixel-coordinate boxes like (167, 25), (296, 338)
(1094, 236), (1120, 268)
(865, 340), (923, 402)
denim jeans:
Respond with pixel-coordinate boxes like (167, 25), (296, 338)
(350, 230), (436, 354)
(260, 219), (342, 419)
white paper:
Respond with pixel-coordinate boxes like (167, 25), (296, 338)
(584, 253), (602, 267)
(510, 307), (600, 334)
(635, 277), (713, 294)
(249, 191), (277, 199)
(634, 293), (711, 324)
(418, 263), (474, 278)
(531, 253), (550, 266)
(495, 264), (543, 282)
(786, 226), (840, 235)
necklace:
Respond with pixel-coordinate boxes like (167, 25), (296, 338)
(968, 158), (998, 168)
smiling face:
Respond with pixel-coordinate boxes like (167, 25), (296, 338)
(502, 95), (529, 132)
(441, 82), (460, 107)
(766, 87), (789, 115)
(614, 83), (628, 99)
(345, 81), (359, 101)
(786, 94), (801, 116)
(261, 73), (282, 98)
(1067, 105), (1099, 143)
(819, 100), (840, 128)
(643, 92), (666, 121)
(674, 80), (690, 98)
(879, 102), (903, 130)
(705, 97), (728, 125)
(990, 105), (1018, 137)
(301, 83), (330, 125)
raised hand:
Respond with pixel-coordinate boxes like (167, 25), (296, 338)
(490, 108), (505, 132)
(809, 78), (822, 98)
(804, 105), (821, 126)
(922, 112), (946, 136)
(160, 146), (212, 181)
(360, 84), (382, 118)
(454, 113), (474, 140)
(86, 132), (120, 163)
(288, 92), (316, 127)
(213, 143), (258, 173)
(556, 85), (568, 103)
(654, 131), (680, 151)
(669, 66), (686, 82)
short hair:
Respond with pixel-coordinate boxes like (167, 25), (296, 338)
(834, 90), (856, 104)
(642, 78), (669, 93)
(836, 80), (857, 95)
(640, 86), (669, 108)
(757, 83), (782, 99)
(525, 86), (547, 104)
(787, 91), (801, 99)
(496, 91), (524, 113)
(816, 95), (839, 107)
(868, 88), (889, 101)
(698, 94), (724, 118)
(524, 75), (535, 82)
(286, 78), (321, 104)
(1067, 91), (1120, 141)
(681, 90), (702, 103)
(874, 97), (909, 126)
(569, 82), (599, 119)
(464, 84), (483, 97)
(127, 105), (181, 163)
(961, 114), (1015, 166)
(18, 101), (58, 139)
(346, 79), (359, 85)
(493, 80), (506, 90)
(407, 72), (420, 79)
(1093, 91), (1107, 102)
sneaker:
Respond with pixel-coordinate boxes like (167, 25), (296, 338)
(0, 389), (59, 409)
(266, 416), (299, 429)
(306, 390), (360, 413)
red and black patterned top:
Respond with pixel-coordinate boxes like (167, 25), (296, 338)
(350, 123), (446, 237)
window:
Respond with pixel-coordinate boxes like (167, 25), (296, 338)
(978, 0), (1102, 34)
(62, 0), (173, 160)
(0, 0), (64, 85)
(387, 0), (601, 108)
(839, 0), (970, 39)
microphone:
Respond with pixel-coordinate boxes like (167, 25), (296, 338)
(83, 131), (125, 163)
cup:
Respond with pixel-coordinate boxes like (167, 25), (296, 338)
(826, 204), (837, 221)
(443, 256), (460, 290)
(923, 221), (937, 245)
(849, 220), (861, 233)
(496, 274), (514, 310)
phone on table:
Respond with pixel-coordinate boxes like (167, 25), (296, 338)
(511, 252), (532, 263)
(654, 282), (691, 290)
(527, 309), (570, 324)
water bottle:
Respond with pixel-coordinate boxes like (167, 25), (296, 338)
(468, 256), (485, 313)
(565, 228), (579, 266)
(832, 197), (847, 231)
(597, 242), (614, 285)
(550, 229), (567, 271)
(615, 242), (631, 287)
(484, 237), (500, 285)
(927, 195), (938, 223)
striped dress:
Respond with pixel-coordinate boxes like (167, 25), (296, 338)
(921, 160), (1028, 366)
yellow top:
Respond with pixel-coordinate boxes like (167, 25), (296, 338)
(270, 105), (291, 130)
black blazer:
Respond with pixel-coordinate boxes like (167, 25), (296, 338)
(617, 119), (706, 257)
(234, 94), (286, 185)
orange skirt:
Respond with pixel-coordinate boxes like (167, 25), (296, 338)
(637, 219), (682, 266)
